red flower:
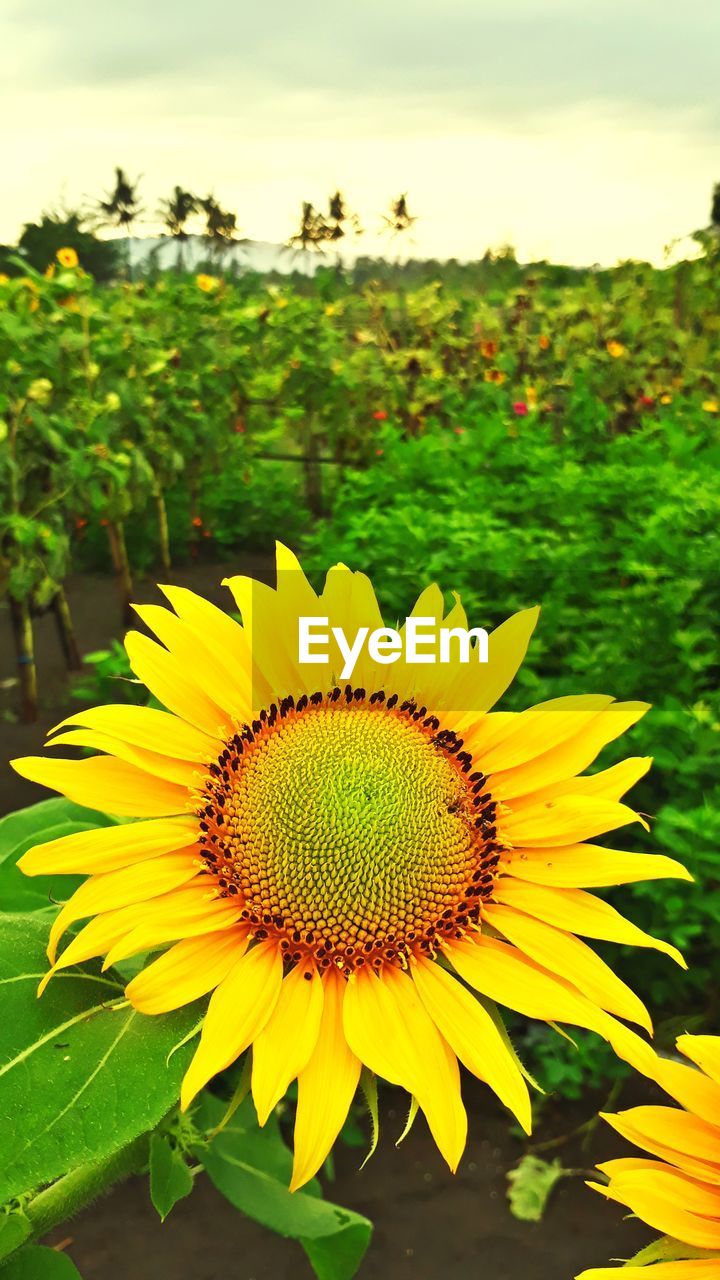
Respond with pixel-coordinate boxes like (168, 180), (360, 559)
(454, 427), (465, 435)
(372, 410), (388, 421)
(191, 516), (203, 528)
(639, 395), (655, 409)
(512, 401), (529, 416)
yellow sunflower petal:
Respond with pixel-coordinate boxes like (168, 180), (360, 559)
(343, 965), (467, 1172)
(49, 704), (217, 761)
(124, 630), (230, 738)
(290, 966), (361, 1191)
(603, 1170), (720, 1251)
(452, 606), (541, 723)
(652, 1056), (720, 1128)
(10, 755), (189, 818)
(493, 881), (685, 967)
(476, 694), (615, 776)
(678, 1036), (720, 1088)
(180, 940), (283, 1110)
(515, 757), (651, 807)
(501, 795), (644, 847)
(498, 842), (692, 888)
(577, 1264), (720, 1279)
(17, 817), (198, 876)
(102, 883), (244, 967)
(133, 604), (248, 723)
(483, 903), (652, 1032)
(46, 729), (203, 788)
(158, 584), (253, 721)
(252, 962), (325, 1126)
(412, 955), (532, 1133)
(127, 927), (249, 1014)
(604, 1164), (720, 1220)
(47, 850), (200, 962)
(604, 1107), (720, 1185)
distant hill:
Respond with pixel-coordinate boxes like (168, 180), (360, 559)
(125, 235), (320, 275)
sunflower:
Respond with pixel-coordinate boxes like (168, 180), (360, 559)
(577, 1035), (720, 1278)
(12, 545), (690, 1191)
(56, 247), (79, 269)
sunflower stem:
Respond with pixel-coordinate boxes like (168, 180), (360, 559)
(0, 1137), (149, 1264)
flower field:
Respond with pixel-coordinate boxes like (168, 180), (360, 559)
(1, 245), (719, 1280)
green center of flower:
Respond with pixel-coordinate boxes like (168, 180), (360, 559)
(197, 689), (500, 971)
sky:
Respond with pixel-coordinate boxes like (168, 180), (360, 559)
(2, 0), (719, 266)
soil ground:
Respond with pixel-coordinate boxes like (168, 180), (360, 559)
(2, 563), (653, 1279)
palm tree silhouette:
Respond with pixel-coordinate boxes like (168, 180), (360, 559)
(158, 186), (198, 270)
(99, 167), (142, 278)
(382, 193), (417, 238)
(199, 195), (239, 265)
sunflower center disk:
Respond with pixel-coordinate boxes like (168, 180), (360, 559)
(197, 691), (501, 972)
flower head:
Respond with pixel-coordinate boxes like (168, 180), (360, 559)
(12, 547), (689, 1191)
(484, 368), (506, 385)
(577, 1034), (720, 1277)
(512, 401), (529, 416)
(372, 409), (388, 421)
(57, 247), (79, 269)
(702, 399), (718, 414)
(196, 274), (219, 293)
(607, 340), (627, 359)
(480, 339), (499, 359)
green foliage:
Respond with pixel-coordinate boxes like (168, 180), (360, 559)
(0, 1246), (82, 1278)
(14, 212), (120, 283)
(148, 1133), (194, 1222)
(302, 406), (720, 1089)
(0, 797), (120, 912)
(195, 1095), (372, 1280)
(507, 1155), (567, 1222)
(0, 913), (198, 1204)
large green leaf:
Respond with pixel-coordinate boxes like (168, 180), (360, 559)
(0, 914), (200, 1203)
(196, 1096), (371, 1280)
(0, 798), (121, 912)
(0, 1246), (82, 1277)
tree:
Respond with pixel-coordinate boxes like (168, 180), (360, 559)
(287, 202), (330, 256)
(711, 182), (720, 230)
(98, 167), (142, 277)
(199, 195), (239, 262)
(326, 190), (362, 244)
(382, 193), (417, 238)
(158, 186), (198, 269)
(16, 210), (120, 281)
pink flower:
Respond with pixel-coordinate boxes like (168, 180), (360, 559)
(512, 401), (529, 416)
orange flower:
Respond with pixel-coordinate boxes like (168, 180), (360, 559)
(538, 335), (551, 351)
(484, 368), (506, 385)
(606, 340), (626, 359)
(480, 339), (499, 359)
(57, 248), (79, 269)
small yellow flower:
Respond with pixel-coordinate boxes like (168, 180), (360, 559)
(525, 386), (538, 409)
(57, 248), (79, 269)
(659, 393), (672, 405)
(196, 274), (219, 293)
(27, 377), (53, 404)
(484, 368), (506, 385)
(276, 297), (289, 310)
(702, 399), (718, 413)
(325, 304), (337, 316)
(0, 273), (10, 286)
(606, 340), (626, 359)
(44, 264), (56, 280)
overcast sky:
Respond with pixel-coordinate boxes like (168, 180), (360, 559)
(2, 0), (719, 264)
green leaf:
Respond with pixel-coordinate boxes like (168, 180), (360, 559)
(626, 1236), (720, 1266)
(0, 913), (200, 1202)
(195, 1096), (371, 1280)
(149, 1133), (194, 1222)
(0, 1246), (82, 1278)
(0, 1209), (32, 1259)
(0, 798), (120, 912)
(507, 1155), (567, 1223)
